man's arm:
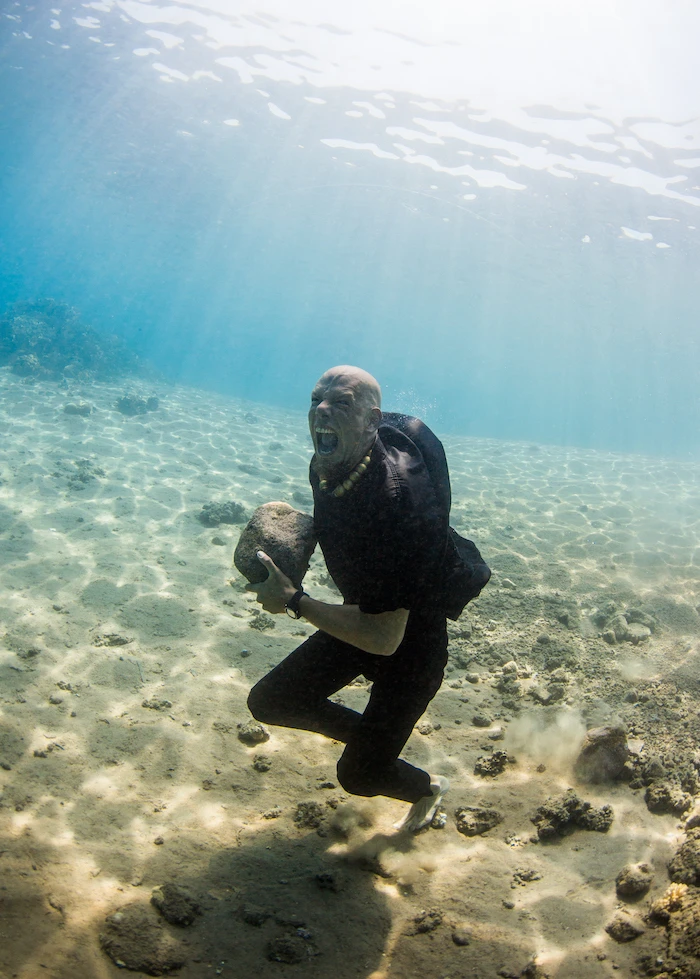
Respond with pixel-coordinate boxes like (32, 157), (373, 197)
(248, 551), (408, 657)
(296, 595), (408, 657)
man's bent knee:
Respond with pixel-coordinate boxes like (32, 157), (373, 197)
(247, 678), (282, 725)
(336, 751), (383, 798)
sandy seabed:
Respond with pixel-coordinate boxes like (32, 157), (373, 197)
(1, 368), (700, 979)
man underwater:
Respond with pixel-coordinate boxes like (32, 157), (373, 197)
(248, 365), (489, 831)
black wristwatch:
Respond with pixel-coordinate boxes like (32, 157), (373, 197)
(285, 589), (307, 619)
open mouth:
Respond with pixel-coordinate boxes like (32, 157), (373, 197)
(315, 427), (339, 455)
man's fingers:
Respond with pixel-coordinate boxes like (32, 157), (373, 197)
(256, 550), (281, 574)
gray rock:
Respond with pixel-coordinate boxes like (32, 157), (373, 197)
(615, 862), (654, 898)
(607, 613), (651, 645)
(626, 608), (656, 629)
(605, 911), (644, 943)
(574, 725), (629, 783)
(609, 614), (631, 642)
(151, 883), (201, 926)
(452, 922), (472, 946)
(455, 805), (503, 836)
(237, 721), (270, 746)
(99, 902), (185, 974)
(199, 500), (246, 527)
(626, 622), (651, 643)
(234, 502), (316, 587)
(472, 712), (492, 727)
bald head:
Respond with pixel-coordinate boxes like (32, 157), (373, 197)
(309, 366), (382, 478)
(316, 365), (381, 411)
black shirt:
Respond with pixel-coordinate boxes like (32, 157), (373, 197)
(310, 423), (448, 615)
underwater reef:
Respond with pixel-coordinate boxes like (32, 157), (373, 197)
(0, 298), (141, 380)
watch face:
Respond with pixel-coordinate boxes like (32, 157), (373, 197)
(285, 605), (299, 619)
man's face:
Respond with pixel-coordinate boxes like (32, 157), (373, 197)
(308, 370), (378, 477)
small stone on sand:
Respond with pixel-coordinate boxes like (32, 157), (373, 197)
(455, 806), (503, 836)
(616, 862), (654, 898)
(237, 721), (270, 746)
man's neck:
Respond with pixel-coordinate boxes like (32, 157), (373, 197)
(314, 436), (377, 484)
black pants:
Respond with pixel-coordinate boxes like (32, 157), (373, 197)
(247, 612), (448, 804)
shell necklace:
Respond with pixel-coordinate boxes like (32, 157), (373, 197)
(319, 448), (372, 498)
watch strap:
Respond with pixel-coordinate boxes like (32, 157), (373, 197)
(285, 589), (307, 619)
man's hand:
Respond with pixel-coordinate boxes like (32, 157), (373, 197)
(246, 551), (297, 614)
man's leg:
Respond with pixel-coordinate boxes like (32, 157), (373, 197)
(247, 630), (372, 743)
(335, 616), (448, 806)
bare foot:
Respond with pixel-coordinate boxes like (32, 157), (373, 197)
(394, 776), (449, 833)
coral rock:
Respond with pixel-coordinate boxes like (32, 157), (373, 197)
(615, 862), (654, 898)
(407, 909), (443, 934)
(115, 394), (158, 416)
(99, 903), (185, 975)
(455, 805), (503, 836)
(199, 501), (246, 526)
(605, 911), (644, 943)
(645, 781), (694, 816)
(668, 829), (700, 885)
(237, 721), (269, 746)
(531, 790), (613, 840)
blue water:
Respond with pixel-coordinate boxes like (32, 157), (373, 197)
(1, 2), (698, 456)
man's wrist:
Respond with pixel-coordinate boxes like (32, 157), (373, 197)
(284, 588), (308, 619)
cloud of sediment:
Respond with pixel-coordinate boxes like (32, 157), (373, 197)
(505, 708), (587, 769)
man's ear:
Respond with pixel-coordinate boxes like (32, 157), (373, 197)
(366, 406), (382, 434)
